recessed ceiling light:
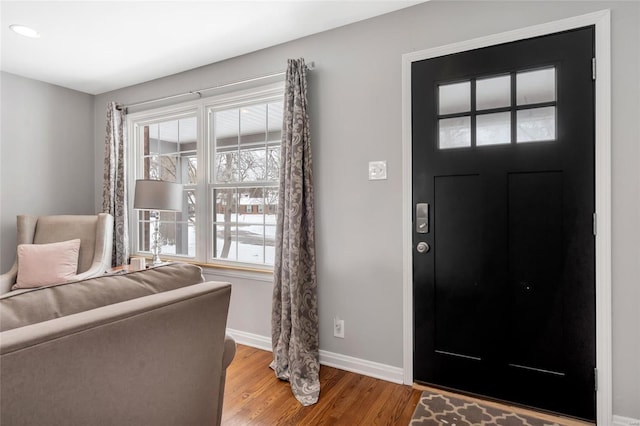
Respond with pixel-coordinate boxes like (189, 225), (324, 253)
(9, 24), (40, 38)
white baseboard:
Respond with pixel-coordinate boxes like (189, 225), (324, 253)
(318, 349), (404, 384)
(226, 328), (272, 351)
(226, 328), (403, 384)
(613, 415), (640, 426)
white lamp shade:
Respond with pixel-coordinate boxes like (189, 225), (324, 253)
(134, 180), (183, 211)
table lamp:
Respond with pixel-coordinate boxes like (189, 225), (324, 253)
(133, 179), (183, 265)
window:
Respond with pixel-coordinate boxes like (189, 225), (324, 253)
(134, 115), (197, 258)
(437, 66), (557, 149)
(209, 101), (282, 265)
(129, 83), (283, 270)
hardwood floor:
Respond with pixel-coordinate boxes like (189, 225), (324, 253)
(222, 345), (594, 426)
(222, 345), (422, 425)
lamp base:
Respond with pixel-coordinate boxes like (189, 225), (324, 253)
(150, 210), (163, 266)
(150, 253), (163, 266)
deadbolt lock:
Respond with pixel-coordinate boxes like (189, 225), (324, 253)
(416, 242), (430, 253)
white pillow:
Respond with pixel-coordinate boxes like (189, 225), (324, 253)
(13, 239), (81, 289)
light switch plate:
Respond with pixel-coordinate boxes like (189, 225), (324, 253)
(368, 161), (387, 180)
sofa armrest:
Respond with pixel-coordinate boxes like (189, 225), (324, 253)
(74, 213), (113, 279)
(0, 263), (18, 295)
(1, 281), (232, 426)
(223, 334), (237, 369)
(217, 333), (237, 426)
(72, 263), (109, 281)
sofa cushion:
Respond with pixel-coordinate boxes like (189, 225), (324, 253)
(0, 262), (204, 332)
(14, 239), (81, 289)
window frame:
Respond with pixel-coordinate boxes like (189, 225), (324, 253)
(127, 82), (284, 272)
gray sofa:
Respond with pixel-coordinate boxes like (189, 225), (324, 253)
(0, 262), (236, 426)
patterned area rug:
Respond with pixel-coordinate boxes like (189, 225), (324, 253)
(410, 390), (560, 426)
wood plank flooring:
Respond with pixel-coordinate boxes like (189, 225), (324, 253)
(222, 345), (594, 426)
(222, 345), (421, 425)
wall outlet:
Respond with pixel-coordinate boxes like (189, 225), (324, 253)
(334, 317), (345, 338)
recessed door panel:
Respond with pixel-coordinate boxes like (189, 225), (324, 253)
(507, 171), (564, 374)
(434, 175), (482, 359)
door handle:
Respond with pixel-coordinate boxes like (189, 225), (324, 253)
(416, 203), (429, 233)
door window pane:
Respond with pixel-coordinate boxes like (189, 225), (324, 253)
(439, 116), (471, 149)
(517, 107), (556, 143)
(476, 75), (511, 110)
(477, 112), (511, 146)
(439, 81), (470, 115)
(517, 68), (555, 105)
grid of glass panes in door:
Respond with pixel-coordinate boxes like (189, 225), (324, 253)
(138, 116), (197, 257)
(438, 67), (556, 149)
(210, 100), (282, 265)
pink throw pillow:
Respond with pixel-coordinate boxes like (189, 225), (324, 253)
(14, 239), (81, 289)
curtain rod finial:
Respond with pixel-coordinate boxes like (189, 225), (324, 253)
(306, 61), (315, 71)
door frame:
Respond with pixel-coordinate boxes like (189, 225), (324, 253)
(401, 10), (612, 424)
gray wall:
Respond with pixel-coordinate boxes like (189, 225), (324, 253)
(92, 1), (639, 418)
(1, 72), (95, 271)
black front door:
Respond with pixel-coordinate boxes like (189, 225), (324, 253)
(412, 27), (596, 421)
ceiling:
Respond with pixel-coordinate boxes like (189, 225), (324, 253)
(1, 1), (423, 95)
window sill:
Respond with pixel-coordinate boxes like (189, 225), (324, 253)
(131, 256), (274, 282)
(201, 265), (273, 283)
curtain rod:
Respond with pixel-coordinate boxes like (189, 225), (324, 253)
(117, 61), (314, 113)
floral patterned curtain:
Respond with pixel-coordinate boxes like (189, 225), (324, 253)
(102, 102), (129, 266)
(270, 58), (320, 406)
